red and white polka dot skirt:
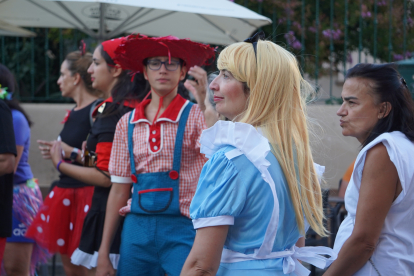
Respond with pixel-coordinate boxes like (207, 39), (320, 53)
(26, 186), (94, 256)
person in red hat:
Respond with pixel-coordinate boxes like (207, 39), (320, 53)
(96, 34), (215, 276)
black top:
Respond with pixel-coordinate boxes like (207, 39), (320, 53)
(57, 101), (96, 188)
(0, 100), (17, 237)
(86, 102), (133, 164)
(77, 101), (132, 255)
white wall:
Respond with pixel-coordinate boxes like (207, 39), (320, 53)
(22, 103), (359, 190)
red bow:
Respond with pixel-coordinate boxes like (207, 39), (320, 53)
(61, 110), (71, 124)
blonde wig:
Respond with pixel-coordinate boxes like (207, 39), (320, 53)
(217, 40), (327, 236)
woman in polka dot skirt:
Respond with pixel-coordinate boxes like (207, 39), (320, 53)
(26, 49), (101, 276)
(47, 37), (148, 275)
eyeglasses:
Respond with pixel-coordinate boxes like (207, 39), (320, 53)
(147, 59), (181, 71)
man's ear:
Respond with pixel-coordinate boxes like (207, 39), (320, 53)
(111, 64), (123, 78)
(179, 65), (187, 81)
(379, 102), (392, 119)
(143, 66), (148, 80)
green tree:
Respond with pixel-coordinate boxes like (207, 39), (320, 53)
(234, 0), (413, 77)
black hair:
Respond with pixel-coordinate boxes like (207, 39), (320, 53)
(0, 63), (33, 127)
(99, 45), (148, 116)
(345, 63), (414, 148)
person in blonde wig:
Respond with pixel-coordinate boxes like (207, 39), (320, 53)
(181, 33), (336, 276)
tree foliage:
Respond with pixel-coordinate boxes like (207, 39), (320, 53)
(234, 0), (414, 77)
(1, 0), (413, 102)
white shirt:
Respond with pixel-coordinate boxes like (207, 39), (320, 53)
(334, 131), (414, 276)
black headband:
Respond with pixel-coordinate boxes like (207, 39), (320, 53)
(244, 31), (265, 60)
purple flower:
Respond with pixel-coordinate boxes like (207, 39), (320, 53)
(378, 0), (387, 6)
(292, 40), (302, 49)
(393, 54), (404, 61)
(308, 26), (317, 33)
(405, 52), (412, 58)
(322, 29), (342, 40)
(362, 11), (372, 18)
(293, 21), (301, 29)
(347, 53), (353, 64)
(407, 17), (413, 27)
(284, 31), (302, 49)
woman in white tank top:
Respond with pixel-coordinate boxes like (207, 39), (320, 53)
(323, 63), (414, 276)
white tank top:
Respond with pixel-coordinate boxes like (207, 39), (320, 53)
(333, 131), (414, 276)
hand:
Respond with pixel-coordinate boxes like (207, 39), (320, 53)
(60, 141), (72, 159)
(96, 254), (116, 276)
(184, 66), (208, 112)
(50, 141), (63, 167)
(37, 140), (54, 160)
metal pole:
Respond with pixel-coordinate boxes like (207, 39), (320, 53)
(273, 6), (277, 42)
(388, 0), (393, 62)
(301, 0), (305, 71)
(16, 37), (19, 82)
(374, 0), (378, 63)
(244, 0), (248, 7)
(258, 1), (262, 15)
(358, 0), (362, 63)
(315, 0), (319, 89)
(59, 28), (63, 65)
(99, 3), (107, 43)
(1, 36), (4, 64)
(344, 0), (348, 76)
(330, 0), (334, 98)
(403, 0), (407, 58)
(287, 0), (291, 33)
(45, 28), (49, 98)
(258, 1), (262, 32)
(74, 29), (78, 49)
(31, 28), (35, 99)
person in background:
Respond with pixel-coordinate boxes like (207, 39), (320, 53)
(0, 95), (16, 270)
(324, 63), (414, 276)
(184, 68), (219, 127)
(181, 33), (335, 276)
(26, 48), (100, 276)
(47, 37), (146, 274)
(338, 160), (355, 198)
(0, 64), (50, 276)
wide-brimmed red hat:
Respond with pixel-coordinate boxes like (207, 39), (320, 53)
(114, 34), (215, 73)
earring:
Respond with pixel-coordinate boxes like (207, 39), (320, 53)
(73, 82), (77, 85)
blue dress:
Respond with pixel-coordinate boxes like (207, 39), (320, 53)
(190, 121), (335, 276)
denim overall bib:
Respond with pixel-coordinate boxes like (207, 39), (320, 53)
(118, 102), (196, 276)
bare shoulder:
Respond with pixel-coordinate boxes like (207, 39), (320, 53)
(362, 142), (398, 185)
(365, 142), (389, 161)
